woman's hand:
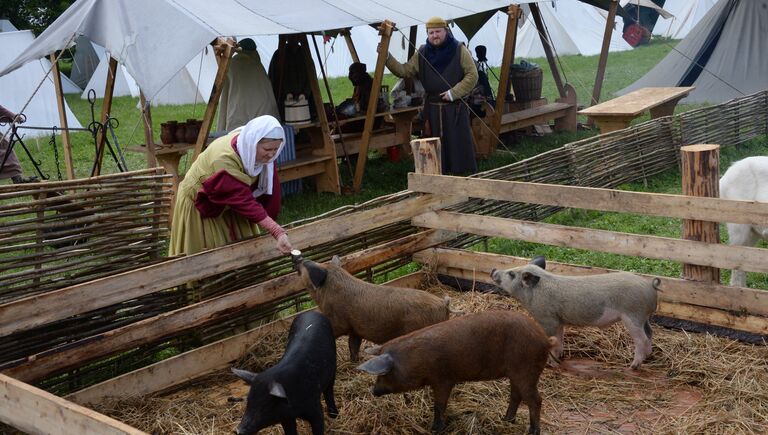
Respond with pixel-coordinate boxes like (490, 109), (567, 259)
(276, 233), (292, 254)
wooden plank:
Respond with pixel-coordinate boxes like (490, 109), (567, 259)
(342, 29), (360, 63)
(499, 102), (572, 133)
(493, 5), (520, 137)
(590, 0), (617, 106)
(5, 230), (456, 383)
(412, 248), (768, 317)
(407, 173), (768, 226)
(353, 20), (394, 192)
(49, 53), (75, 180)
(0, 193), (464, 336)
(277, 156), (331, 182)
(66, 271), (428, 405)
(580, 87), (695, 116)
(0, 373), (147, 435)
(412, 211), (768, 273)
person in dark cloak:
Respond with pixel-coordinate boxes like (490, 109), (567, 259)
(380, 16), (479, 175)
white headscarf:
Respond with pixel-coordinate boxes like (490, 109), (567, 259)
(236, 115), (285, 197)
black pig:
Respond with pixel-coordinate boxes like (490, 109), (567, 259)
(232, 311), (338, 435)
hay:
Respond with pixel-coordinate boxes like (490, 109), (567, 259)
(92, 287), (768, 434)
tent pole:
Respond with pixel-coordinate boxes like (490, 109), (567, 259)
(529, 3), (566, 98)
(591, 0), (618, 106)
(92, 57), (118, 176)
(342, 29), (360, 63)
(192, 38), (234, 163)
(301, 33), (341, 194)
(352, 20), (394, 193)
(49, 52), (74, 179)
(404, 25), (418, 93)
(493, 5), (521, 141)
(139, 91), (157, 168)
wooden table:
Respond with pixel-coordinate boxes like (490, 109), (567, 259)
(579, 86), (695, 133)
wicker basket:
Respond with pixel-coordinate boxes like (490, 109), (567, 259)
(509, 68), (543, 102)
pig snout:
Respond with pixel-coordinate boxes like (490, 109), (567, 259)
(490, 268), (500, 283)
(371, 385), (389, 397)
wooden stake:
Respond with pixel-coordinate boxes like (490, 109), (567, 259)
(138, 91), (157, 168)
(192, 40), (233, 163)
(410, 138), (442, 175)
(529, 3), (566, 98)
(493, 5), (521, 139)
(681, 144), (721, 282)
(49, 53), (75, 180)
(352, 20), (394, 192)
(342, 29), (360, 63)
(93, 57), (118, 176)
(591, 0), (618, 106)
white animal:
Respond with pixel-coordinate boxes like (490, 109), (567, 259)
(719, 156), (768, 287)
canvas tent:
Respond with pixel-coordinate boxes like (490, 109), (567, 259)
(0, 30), (83, 137)
(620, 0), (768, 104)
(653, 0), (719, 39)
(69, 35), (100, 89)
(0, 19), (18, 32)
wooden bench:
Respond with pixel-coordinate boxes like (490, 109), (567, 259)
(579, 86), (695, 133)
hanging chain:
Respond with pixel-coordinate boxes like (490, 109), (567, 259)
(50, 126), (63, 181)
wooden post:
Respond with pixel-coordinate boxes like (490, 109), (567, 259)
(92, 57), (118, 176)
(529, 3), (566, 98)
(139, 91), (157, 168)
(352, 20), (394, 192)
(591, 0), (618, 106)
(404, 25), (419, 93)
(342, 29), (360, 63)
(410, 137), (442, 175)
(301, 33), (341, 193)
(493, 5), (521, 138)
(49, 53), (75, 179)
(681, 144), (720, 282)
(192, 39), (234, 163)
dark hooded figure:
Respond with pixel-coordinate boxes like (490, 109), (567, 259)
(348, 62), (374, 114)
(381, 16), (479, 175)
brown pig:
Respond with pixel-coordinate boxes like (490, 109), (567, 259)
(356, 310), (556, 434)
(297, 256), (456, 362)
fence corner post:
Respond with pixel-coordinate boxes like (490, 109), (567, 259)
(681, 144), (720, 283)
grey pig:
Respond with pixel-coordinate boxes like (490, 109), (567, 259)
(490, 256), (660, 369)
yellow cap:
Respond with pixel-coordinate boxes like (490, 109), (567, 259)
(425, 16), (447, 29)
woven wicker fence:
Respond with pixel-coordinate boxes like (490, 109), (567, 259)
(1, 91), (766, 395)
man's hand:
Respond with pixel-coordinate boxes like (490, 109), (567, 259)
(276, 233), (293, 254)
(440, 90), (452, 102)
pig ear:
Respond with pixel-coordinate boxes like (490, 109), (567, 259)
(356, 353), (394, 375)
(331, 255), (341, 266)
(530, 256), (546, 269)
(231, 367), (258, 384)
(522, 271), (540, 288)
(304, 261), (328, 288)
(365, 345), (382, 355)
(269, 381), (288, 399)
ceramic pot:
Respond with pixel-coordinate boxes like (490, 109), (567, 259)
(160, 122), (176, 144)
(175, 122), (187, 143)
(185, 121), (199, 144)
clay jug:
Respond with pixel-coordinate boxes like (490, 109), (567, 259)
(175, 122), (187, 143)
(160, 122), (176, 144)
(185, 119), (199, 143)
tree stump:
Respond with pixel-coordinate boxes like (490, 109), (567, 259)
(681, 144), (720, 282)
(410, 137), (442, 175)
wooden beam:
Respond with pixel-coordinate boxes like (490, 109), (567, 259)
(342, 29), (360, 63)
(302, 33), (341, 193)
(591, 0), (618, 106)
(92, 57), (118, 176)
(352, 20), (394, 192)
(192, 40), (233, 163)
(493, 5), (521, 137)
(407, 173), (768, 226)
(412, 211), (768, 274)
(49, 53), (75, 180)
(412, 248), (768, 317)
(529, 3), (565, 98)
(0, 373), (147, 435)
(0, 193), (464, 336)
(138, 91), (157, 168)
(5, 230), (456, 383)
(67, 272), (425, 405)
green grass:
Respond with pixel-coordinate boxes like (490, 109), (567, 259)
(9, 38), (768, 286)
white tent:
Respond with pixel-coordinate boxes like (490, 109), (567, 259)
(620, 0), (768, 104)
(0, 19), (18, 32)
(69, 35), (100, 89)
(0, 0), (539, 101)
(0, 30), (83, 137)
(652, 0), (719, 39)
